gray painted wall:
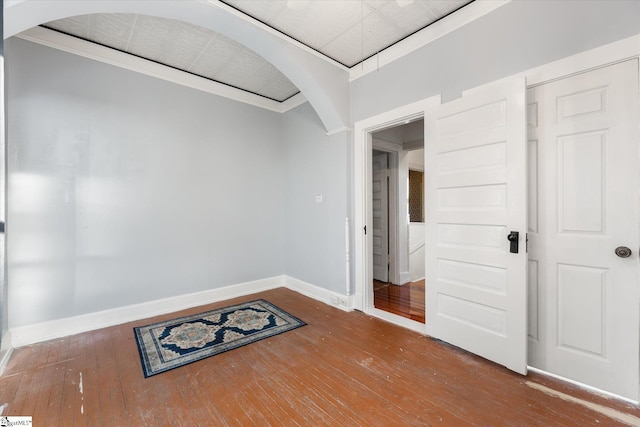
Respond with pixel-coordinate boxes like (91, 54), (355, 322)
(5, 0), (640, 330)
(283, 103), (348, 294)
(6, 38), (285, 327)
(351, 0), (640, 121)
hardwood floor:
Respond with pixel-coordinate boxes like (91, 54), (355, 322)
(2, 287), (640, 426)
(374, 279), (425, 323)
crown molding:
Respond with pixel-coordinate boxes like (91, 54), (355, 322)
(13, 1), (510, 113)
(15, 26), (307, 114)
(349, 0), (511, 82)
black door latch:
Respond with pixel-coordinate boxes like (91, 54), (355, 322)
(507, 231), (519, 254)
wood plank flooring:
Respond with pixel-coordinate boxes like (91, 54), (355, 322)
(374, 279), (425, 323)
(1, 287), (640, 426)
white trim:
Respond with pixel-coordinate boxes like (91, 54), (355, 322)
(399, 271), (411, 285)
(284, 276), (354, 312)
(369, 307), (426, 334)
(345, 217), (351, 296)
(528, 367), (639, 405)
(353, 96), (440, 314)
(8, 275), (357, 347)
(280, 92), (308, 113)
(326, 126), (353, 136)
(216, 0), (508, 83)
(15, 26), (307, 114)
(9, 275), (285, 347)
(349, 1), (510, 82)
(0, 331), (13, 376)
(11, 2), (512, 114)
(524, 34), (640, 87)
(388, 151), (400, 284)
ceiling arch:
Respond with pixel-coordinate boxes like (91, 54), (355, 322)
(4, 0), (350, 134)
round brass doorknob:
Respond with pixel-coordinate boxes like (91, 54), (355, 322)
(615, 246), (632, 258)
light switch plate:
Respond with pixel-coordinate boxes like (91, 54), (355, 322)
(315, 193), (323, 203)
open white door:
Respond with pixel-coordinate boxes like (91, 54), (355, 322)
(425, 78), (527, 374)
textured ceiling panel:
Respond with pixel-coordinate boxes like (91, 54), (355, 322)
(222, 0), (472, 67)
(44, 14), (301, 102)
(41, 1), (473, 103)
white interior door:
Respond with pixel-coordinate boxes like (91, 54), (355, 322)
(372, 151), (389, 282)
(527, 60), (640, 400)
(425, 78), (528, 374)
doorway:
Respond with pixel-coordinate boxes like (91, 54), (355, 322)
(368, 119), (426, 327)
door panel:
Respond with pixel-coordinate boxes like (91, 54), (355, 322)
(527, 60), (639, 400)
(372, 151), (389, 282)
(425, 77), (528, 374)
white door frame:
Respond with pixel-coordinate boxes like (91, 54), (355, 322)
(354, 97), (440, 333)
(352, 32), (640, 393)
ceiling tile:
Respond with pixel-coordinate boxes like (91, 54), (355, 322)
(222, 0), (472, 67)
(41, 1), (473, 103)
(322, 10), (406, 66)
(45, 15), (90, 39)
(270, 1), (364, 51)
(252, 63), (300, 100)
(89, 14), (135, 42)
(188, 36), (241, 76)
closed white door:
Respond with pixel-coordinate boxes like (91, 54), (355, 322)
(372, 151), (389, 282)
(527, 60), (640, 400)
(425, 78), (528, 374)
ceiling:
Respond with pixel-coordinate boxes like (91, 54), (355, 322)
(222, 0), (470, 67)
(41, 0), (472, 103)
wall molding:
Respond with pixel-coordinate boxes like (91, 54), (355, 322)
(15, 26), (307, 115)
(325, 126), (353, 137)
(0, 331), (13, 376)
(10, 275), (285, 347)
(348, 0), (510, 82)
(284, 276), (354, 312)
(8, 275), (353, 347)
(12, 2), (511, 115)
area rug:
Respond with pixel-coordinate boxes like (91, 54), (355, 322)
(134, 299), (305, 377)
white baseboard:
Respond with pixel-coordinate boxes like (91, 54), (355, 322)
(399, 271), (411, 285)
(0, 331), (13, 376)
(10, 275), (285, 347)
(527, 366), (639, 405)
(8, 275), (355, 347)
(284, 275), (354, 312)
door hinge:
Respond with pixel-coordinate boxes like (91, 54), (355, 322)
(364, 225), (367, 235)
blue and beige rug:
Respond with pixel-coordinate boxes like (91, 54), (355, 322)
(134, 299), (305, 377)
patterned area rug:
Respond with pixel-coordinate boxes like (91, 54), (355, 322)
(134, 299), (305, 377)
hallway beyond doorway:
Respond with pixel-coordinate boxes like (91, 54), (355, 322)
(373, 279), (425, 323)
